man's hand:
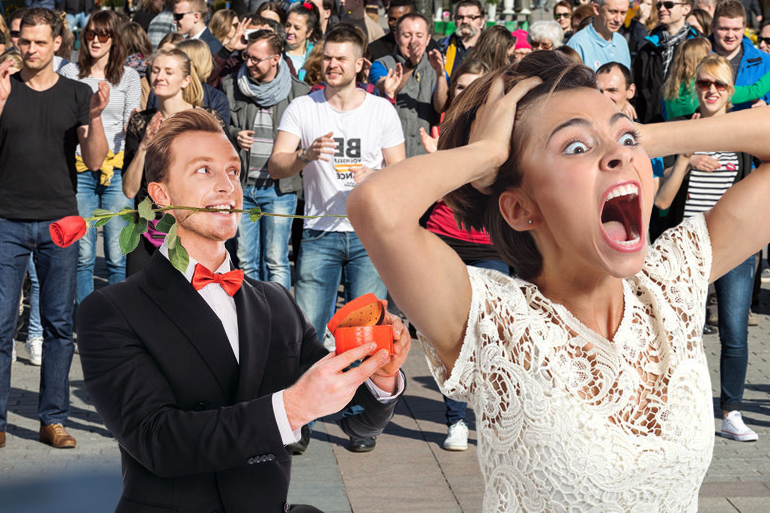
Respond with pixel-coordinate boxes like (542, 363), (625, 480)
(89, 80), (111, 118)
(382, 63), (404, 98)
(237, 129), (254, 151)
(352, 165), (376, 184)
(305, 131), (337, 162)
(622, 102), (638, 121)
(283, 342), (392, 430)
(420, 126), (439, 154)
(428, 49), (445, 75)
(368, 303), (411, 393)
(690, 153), (720, 172)
(752, 99), (767, 108)
(0, 59), (13, 104)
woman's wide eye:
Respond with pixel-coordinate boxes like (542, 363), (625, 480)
(618, 132), (638, 146)
(564, 141), (588, 155)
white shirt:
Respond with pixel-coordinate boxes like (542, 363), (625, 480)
(159, 241), (404, 444)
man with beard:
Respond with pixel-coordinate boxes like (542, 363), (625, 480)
(369, 13), (448, 157)
(438, 0), (485, 77)
(566, 0), (631, 71)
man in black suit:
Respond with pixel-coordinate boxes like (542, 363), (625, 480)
(173, 0), (223, 54)
(77, 109), (409, 513)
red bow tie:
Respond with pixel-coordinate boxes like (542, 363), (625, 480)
(191, 263), (244, 297)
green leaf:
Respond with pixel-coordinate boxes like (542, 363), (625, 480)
(120, 212), (135, 222)
(168, 241), (189, 272)
(119, 223), (141, 255)
(249, 206), (262, 223)
(167, 222), (178, 249)
(136, 217), (148, 235)
(138, 197), (154, 222)
(94, 216), (112, 228)
(155, 213), (176, 234)
(92, 208), (112, 217)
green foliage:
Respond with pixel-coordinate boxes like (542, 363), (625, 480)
(155, 214), (176, 234)
(138, 197), (155, 222)
(119, 218), (148, 255)
(249, 206), (262, 223)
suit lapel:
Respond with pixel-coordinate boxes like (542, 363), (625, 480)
(140, 252), (240, 401)
(233, 279), (271, 403)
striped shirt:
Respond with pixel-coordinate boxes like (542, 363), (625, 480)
(684, 151), (740, 218)
(59, 64), (142, 157)
(248, 107), (275, 187)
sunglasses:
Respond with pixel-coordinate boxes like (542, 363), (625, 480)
(554, 13), (571, 19)
(695, 78), (728, 91)
(84, 30), (111, 43)
(758, 37), (770, 46)
(173, 11), (197, 21)
(657, 1), (684, 10)
(10, 30), (20, 38)
(531, 41), (554, 50)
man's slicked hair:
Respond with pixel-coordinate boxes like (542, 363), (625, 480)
(20, 8), (63, 39)
(324, 24), (365, 57)
(247, 29), (284, 55)
(596, 61), (633, 89)
(395, 12), (431, 34)
(713, 0), (747, 23)
(146, 110), (224, 184)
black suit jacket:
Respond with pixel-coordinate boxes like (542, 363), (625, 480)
(78, 252), (399, 513)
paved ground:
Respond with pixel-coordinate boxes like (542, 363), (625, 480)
(3, 242), (770, 512)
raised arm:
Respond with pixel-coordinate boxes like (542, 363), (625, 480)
(77, 80), (110, 170)
(639, 107), (770, 282)
(346, 77), (541, 373)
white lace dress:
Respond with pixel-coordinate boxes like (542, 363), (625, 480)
(419, 215), (715, 512)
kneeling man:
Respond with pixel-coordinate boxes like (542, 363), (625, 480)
(77, 109), (408, 513)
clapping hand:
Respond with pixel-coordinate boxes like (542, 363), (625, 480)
(305, 131), (337, 162)
(225, 18), (250, 52)
(140, 111), (164, 151)
(419, 126), (439, 154)
(351, 165), (376, 184)
(428, 49), (445, 75)
(0, 59), (14, 104)
(383, 63), (404, 99)
(89, 80), (111, 118)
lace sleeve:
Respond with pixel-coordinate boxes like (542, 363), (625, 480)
(642, 214), (712, 344)
(418, 268), (530, 404)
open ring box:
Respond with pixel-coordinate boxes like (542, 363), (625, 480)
(328, 293), (394, 356)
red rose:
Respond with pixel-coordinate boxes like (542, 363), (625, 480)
(50, 216), (87, 248)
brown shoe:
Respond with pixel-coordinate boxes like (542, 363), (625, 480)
(0, 431), (5, 448)
(39, 423), (76, 449)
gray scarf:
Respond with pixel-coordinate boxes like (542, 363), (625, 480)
(237, 59), (292, 107)
(661, 23), (691, 78)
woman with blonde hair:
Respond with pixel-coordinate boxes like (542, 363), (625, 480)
(122, 48), (225, 274)
(348, 49), (770, 510)
(59, 9), (142, 307)
(663, 38), (770, 119)
(656, 54), (760, 444)
(209, 9), (239, 46)
(467, 25), (517, 71)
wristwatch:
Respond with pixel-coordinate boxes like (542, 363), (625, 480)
(298, 148), (311, 164)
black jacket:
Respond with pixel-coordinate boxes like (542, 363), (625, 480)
(78, 252), (400, 513)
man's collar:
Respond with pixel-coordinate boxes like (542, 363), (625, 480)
(159, 239), (231, 282)
(190, 27), (206, 40)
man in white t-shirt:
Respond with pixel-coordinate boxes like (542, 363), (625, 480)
(270, 25), (405, 453)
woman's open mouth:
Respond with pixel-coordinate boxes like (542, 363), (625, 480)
(599, 181), (643, 252)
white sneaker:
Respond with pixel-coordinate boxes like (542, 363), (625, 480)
(721, 411), (758, 442)
(11, 344), (17, 362)
(444, 421), (469, 451)
(25, 337), (43, 366)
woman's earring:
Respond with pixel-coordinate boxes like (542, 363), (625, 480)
(528, 219), (533, 225)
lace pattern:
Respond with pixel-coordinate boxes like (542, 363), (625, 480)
(419, 214), (715, 512)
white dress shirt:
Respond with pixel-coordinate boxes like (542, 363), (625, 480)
(159, 241), (404, 444)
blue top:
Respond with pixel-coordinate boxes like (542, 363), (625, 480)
(721, 35), (770, 111)
(567, 23), (631, 71)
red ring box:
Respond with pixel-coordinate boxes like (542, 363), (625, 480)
(328, 293), (394, 356)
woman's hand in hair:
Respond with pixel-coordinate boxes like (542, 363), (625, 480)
(467, 76), (542, 194)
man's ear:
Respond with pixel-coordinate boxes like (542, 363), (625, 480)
(499, 189), (539, 232)
(147, 181), (170, 208)
(53, 35), (62, 53)
(627, 83), (636, 101)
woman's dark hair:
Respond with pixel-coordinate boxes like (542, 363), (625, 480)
(467, 25), (516, 71)
(256, 1), (287, 25)
(158, 31), (185, 49)
(688, 8), (713, 37)
(444, 58), (490, 111)
(123, 21), (153, 57)
(287, 1), (322, 43)
(79, 10), (126, 86)
(442, 51), (597, 280)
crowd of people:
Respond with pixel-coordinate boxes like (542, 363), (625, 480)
(2, 0), (770, 510)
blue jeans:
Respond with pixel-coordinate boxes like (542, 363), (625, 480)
(237, 184), (297, 290)
(715, 255), (756, 412)
(76, 169), (130, 306)
(27, 255), (43, 339)
(0, 218), (77, 431)
(295, 229), (386, 338)
(65, 12), (89, 31)
(444, 258), (509, 425)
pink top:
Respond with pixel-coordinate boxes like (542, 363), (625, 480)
(426, 201), (493, 244)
